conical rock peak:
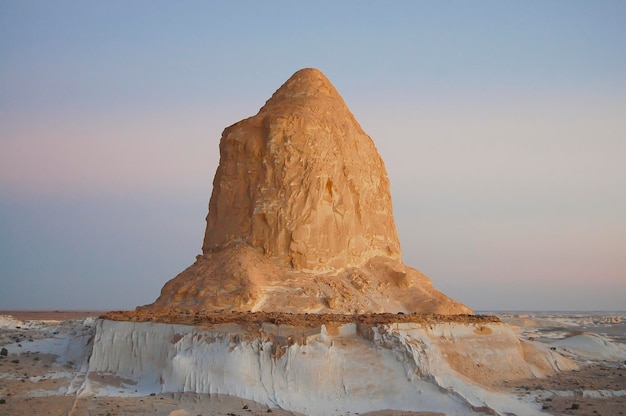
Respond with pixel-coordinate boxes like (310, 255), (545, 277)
(143, 68), (471, 315)
(202, 68), (400, 271)
(260, 68), (343, 110)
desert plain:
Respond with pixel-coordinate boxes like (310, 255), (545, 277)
(1, 310), (625, 416)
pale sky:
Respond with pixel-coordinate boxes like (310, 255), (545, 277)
(1, 1), (625, 311)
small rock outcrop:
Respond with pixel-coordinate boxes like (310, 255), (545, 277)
(142, 68), (471, 315)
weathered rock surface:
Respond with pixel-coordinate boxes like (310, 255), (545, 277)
(205, 68), (401, 270)
(142, 68), (471, 315)
(85, 319), (577, 416)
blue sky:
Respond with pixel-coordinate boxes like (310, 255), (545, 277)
(1, 1), (625, 311)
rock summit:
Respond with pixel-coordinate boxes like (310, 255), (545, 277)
(142, 68), (471, 315)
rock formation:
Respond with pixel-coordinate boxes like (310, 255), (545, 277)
(142, 68), (471, 315)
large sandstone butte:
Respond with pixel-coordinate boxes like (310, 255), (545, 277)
(142, 68), (471, 315)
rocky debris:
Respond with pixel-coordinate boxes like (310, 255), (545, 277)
(141, 68), (471, 315)
(504, 363), (626, 415)
(102, 310), (498, 327)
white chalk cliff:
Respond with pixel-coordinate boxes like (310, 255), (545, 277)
(143, 68), (470, 314)
(81, 319), (577, 416)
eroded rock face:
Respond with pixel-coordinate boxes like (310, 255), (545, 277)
(142, 68), (472, 315)
(203, 68), (400, 271)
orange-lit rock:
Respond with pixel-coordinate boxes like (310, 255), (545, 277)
(142, 68), (471, 315)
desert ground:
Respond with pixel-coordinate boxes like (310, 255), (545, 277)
(1, 311), (624, 416)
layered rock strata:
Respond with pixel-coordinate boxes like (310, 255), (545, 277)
(142, 68), (471, 314)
